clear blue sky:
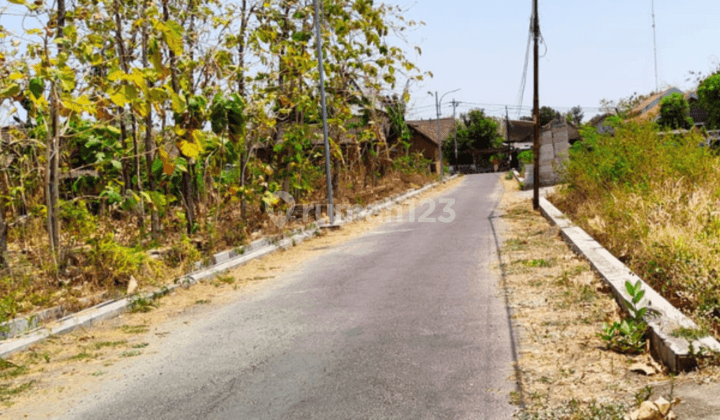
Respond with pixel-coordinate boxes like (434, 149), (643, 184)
(3, 1), (719, 124)
(400, 0), (720, 122)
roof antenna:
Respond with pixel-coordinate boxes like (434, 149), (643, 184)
(652, 0), (659, 92)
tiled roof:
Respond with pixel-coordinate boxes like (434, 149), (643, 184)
(405, 117), (456, 146)
(588, 113), (612, 127)
(506, 119), (535, 143)
(629, 87), (683, 121)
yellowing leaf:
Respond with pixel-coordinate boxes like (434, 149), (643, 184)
(0, 83), (20, 98)
(178, 140), (202, 158)
(163, 20), (184, 56)
(108, 70), (125, 82)
(159, 147), (175, 175)
(109, 90), (128, 107)
(170, 92), (186, 113)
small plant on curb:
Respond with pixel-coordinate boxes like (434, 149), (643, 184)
(598, 281), (648, 354)
(128, 295), (157, 313)
(505, 172), (514, 180)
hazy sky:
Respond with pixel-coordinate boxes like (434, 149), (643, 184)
(400, 0), (720, 121)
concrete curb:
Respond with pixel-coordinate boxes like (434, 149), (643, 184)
(539, 197), (720, 372)
(0, 176), (458, 358)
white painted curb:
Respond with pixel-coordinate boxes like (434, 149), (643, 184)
(0, 176), (458, 358)
(539, 197), (720, 372)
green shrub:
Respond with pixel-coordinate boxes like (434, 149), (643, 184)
(658, 92), (693, 129)
(86, 234), (154, 287)
(518, 150), (534, 165)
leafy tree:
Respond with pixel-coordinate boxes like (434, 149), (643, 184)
(539, 106), (561, 126)
(697, 73), (720, 129)
(568, 106), (584, 125)
(658, 93), (693, 129)
(0, 0), (428, 298)
(444, 109), (502, 165)
(521, 106), (562, 125)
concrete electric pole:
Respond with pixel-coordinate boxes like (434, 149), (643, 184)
(532, 0), (540, 210)
(451, 99), (459, 161)
(313, 0), (334, 224)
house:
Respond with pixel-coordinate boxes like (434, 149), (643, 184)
(505, 119), (535, 145)
(628, 87), (684, 123)
(588, 112), (615, 134)
(405, 117), (455, 173)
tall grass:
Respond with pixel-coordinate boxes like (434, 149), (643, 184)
(553, 119), (720, 335)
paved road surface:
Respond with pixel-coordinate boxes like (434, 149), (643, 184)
(61, 174), (518, 420)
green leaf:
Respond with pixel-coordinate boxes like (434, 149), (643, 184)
(632, 290), (645, 305)
(29, 78), (44, 99)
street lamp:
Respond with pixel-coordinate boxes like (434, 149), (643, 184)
(434, 89), (460, 178)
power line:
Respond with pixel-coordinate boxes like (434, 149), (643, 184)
(515, 19), (533, 119)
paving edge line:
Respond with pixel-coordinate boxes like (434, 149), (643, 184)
(0, 175), (458, 358)
(539, 197), (720, 372)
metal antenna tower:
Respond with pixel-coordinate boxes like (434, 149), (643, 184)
(652, 0), (659, 92)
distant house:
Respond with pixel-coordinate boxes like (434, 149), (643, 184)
(628, 87), (684, 123)
(405, 117), (455, 173)
(505, 119), (535, 146)
(588, 113), (615, 134)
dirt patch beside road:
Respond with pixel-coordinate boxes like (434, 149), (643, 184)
(497, 177), (720, 419)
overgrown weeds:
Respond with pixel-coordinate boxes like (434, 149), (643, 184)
(553, 120), (720, 338)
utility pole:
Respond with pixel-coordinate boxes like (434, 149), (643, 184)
(505, 106), (510, 145)
(451, 99), (459, 161)
(505, 106), (511, 169)
(434, 89), (460, 179)
(532, 0), (540, 210)
(651, 0), (659, 92)
(313, 0), (334, 224)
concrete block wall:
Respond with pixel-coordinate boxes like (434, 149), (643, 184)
(536, 121), (570, 187)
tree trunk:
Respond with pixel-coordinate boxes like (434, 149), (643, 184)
(114, 1), (144, 228)
(182, 168), (195, 235)
(163, 0), (193, 235)
(0, 199), (6, 268)
(45, 0), (65, 263)
(142, 0), (160, 236)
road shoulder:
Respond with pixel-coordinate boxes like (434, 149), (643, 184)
(496, 177), (720, 419)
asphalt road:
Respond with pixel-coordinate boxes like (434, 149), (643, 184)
(61, 174), (518, 420)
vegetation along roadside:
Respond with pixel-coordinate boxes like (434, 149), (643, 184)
(498, 177), (720, 420)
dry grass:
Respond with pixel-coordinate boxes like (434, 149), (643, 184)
(498, 177), (720, 419)
(551, 121), (720, 339)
